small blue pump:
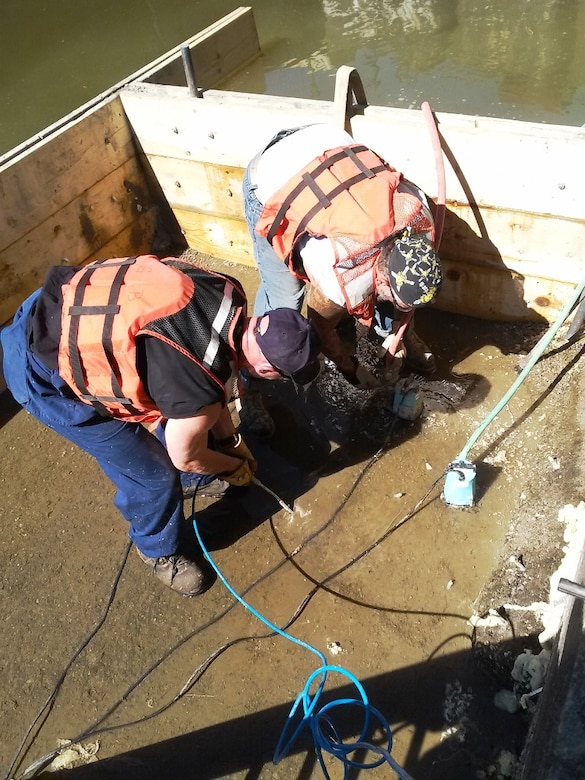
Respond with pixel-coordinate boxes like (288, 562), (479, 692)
(443, 460), (476, 506)
(392, 377), (424, 421)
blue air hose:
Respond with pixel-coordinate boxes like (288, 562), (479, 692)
(192, 519), (414, 780)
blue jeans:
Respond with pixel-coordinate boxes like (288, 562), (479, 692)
(242, 162), (305, 316)
(373, 300), (396, 338)
(1, 291), (210, 558)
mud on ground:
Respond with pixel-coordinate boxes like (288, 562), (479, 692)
(1, 253), (584, 780)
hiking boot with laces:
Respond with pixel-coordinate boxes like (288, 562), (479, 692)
(402, 327), (436, 375)
(182, 477), (230, 500)
(136, 548), (213, 597)
(239, 390), (275, 439)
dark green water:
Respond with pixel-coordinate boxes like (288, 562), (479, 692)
(1, 0), (584, 156)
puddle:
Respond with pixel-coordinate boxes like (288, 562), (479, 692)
(1, 255), (584, 779)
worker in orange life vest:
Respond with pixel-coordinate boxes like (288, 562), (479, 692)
(1, 255), (321, 598)
(241, 123), (442, 437)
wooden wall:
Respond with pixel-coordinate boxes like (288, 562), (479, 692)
(0, 96), (167, 327)
(120, 82), (585, 323)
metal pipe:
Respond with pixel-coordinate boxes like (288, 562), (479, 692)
(180, 45), (201, 98)
(558, 577), (585, 601)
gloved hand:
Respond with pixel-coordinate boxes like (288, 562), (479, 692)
(340, 358), (381, 390)
(221, 458), (254, 487)
(355, 363), (381, 389)
(215, 433), (258, 472)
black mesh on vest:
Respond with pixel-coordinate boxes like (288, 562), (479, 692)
(144, 262), (246, 384)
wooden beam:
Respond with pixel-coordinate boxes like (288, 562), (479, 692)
(0, 96), (164, 324)
(121, 83), (585, 321)
(141, 7), (260, 90)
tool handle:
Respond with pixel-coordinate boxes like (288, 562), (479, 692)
(251, 476), (294, 514)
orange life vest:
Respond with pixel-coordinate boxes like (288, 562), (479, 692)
(57, 255), (246, 426)
(255, 144), (432, 318)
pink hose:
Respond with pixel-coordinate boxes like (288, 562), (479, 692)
(384, 101), (445, 362)
(421, 101), (446, 250)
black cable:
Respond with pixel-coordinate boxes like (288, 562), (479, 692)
(5, 540), (132, 780)
(14, 400), (445, 778)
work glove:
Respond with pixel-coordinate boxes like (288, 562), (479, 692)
(339, 358), (381, 390)
(215, 433), (258, 473)
(221, 458), (254, 487)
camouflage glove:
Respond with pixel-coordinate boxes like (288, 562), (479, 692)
(215, 433), (258, 473)
(221, 458), (254, 487)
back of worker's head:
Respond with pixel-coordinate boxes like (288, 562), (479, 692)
(377, 230), (442, 308)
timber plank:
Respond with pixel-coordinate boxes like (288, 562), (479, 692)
(121, 83), (585, 220)
(437, 256), (572, 323)
(142, 7), (260, 90)
(0, 156), (159, 324)
(0, 97), (136, 252)
(173, 208), (255, 267)
(120, 85), (337, 168)
(354, 107), (585, 221)
(441, 204), (583, 281)
(4, 156), (156, 264)
(143, 157), (245, 218)
(0, 209), (158, 325)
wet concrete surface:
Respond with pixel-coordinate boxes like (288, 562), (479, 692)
(1, 254), (585, 780)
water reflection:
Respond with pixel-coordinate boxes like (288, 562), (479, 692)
(1, 0), (585, 154)
(322, 0), (457, 38)
(259, 0), (585, 123)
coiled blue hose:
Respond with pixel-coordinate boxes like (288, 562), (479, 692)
(193, 519), (414, 780)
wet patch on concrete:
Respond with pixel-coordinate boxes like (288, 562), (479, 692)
(1, 253), (584, 780)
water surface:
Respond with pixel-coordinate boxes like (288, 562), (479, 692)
(1, 0), (584, 155)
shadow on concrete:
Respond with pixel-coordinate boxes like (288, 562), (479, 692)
(41, 637), (535, 780)
(0, 387), (22, 429)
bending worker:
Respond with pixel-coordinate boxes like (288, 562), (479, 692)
(1, 255), (321, 598)
(242, 122), (442, 436)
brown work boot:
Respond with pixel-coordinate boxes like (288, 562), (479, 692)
(136, 548), (213, 597)
(402, 327), (436, 374)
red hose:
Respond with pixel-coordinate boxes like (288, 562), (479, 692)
(384, 102), (445, 363)
(421, 101), (446, 250)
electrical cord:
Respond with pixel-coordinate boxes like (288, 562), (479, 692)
(187, 404), (426, 778)
(452, 273), (585, 467)
(13, 457), (437, 780)
(12, 549), (290, 780)
(4, 541), (132, 780)
(11, 396), (431, 779)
